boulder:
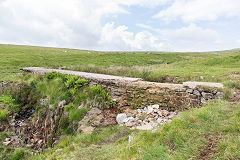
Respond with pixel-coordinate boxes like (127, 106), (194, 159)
(116, 113), (127, 124)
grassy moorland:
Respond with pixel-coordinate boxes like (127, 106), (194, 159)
(1, 44), (240, 84)
(0, 44), (240, 160)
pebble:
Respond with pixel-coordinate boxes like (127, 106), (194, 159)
(56, 149), (63, 152)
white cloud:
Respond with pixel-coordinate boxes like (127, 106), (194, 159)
(119, 0), (171, 8)
(99, 22), (164, 51)
(161, 24), (219, 42)
(153, 0), (240, 23)
(0, 0), (168, 50)
(237, 40), (240, 45)
(158, 24), (221, 51)
(0, 0), (239, 52)
(136, 24), (153, 30)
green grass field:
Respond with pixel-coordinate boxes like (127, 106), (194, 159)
(1, 44), (240, 83)
(0, 44), (240, 160)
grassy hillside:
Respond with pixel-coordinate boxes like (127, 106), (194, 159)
(1, 44), (240, 83)
(0, 44), (240, 160)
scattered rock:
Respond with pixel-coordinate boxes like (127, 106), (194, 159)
(152, 128), (158, 133)
(152, 104), (159, 109)
(56, 149), (63, 152)
(78, 104), (84, 109)
(116, 113), (127, 124)
(3, 141), (11, 146)
(117, 104), (177, 130)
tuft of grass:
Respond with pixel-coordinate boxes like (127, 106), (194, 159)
(224, 81), (240, 89)
(0, 95), (19, 112)
(0, 109), (9, 122)
(69, 108), (88, 123)
(87, 85), (114, 109)
(8, 149), (26, 160)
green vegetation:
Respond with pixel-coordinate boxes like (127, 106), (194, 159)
(30, 102), (240, 160)
(0, 132), (27, 160)
(0, 44), (240, 159)
(26, 72), (112, 134)
(0, 95), (19, 112)
(1, 44), (240, 83)
(0, 109), (9, 122)
(87, 85), (114, 109)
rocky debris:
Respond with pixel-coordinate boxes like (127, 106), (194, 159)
(78, 108), (104, 134)
(2, 136), (21, 148)
(102, 108), (120, 125)
(116, 104), (177, 130)
(4, 100), (67, 151)
(3, 140), (11, 146)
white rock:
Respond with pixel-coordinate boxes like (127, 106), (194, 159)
(116, 113), (127, 124)
(137, 109), (142, 113)
(157, 118), (164, 124)
(56, 149), (63, 152)
(152, 128), (158, 133)
(3, 141), (11, 146)
(128, 117), (135, 122)
(147, 106), (154, 114)
(78, 104), (84, 109)
(152, 104), (159, 109)
(138, 120), (143, 123)
(168, 112), (176, 119)
(151, 123), (158, 128)
(123, 118), (129, 123)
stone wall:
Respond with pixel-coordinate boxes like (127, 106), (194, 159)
(19, 67), (224, 112)
(91, 80), (224, 111)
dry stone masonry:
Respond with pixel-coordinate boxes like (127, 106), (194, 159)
(20, 67), (224, 112)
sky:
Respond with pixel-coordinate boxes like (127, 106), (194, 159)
(0, 0), (240, 52)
